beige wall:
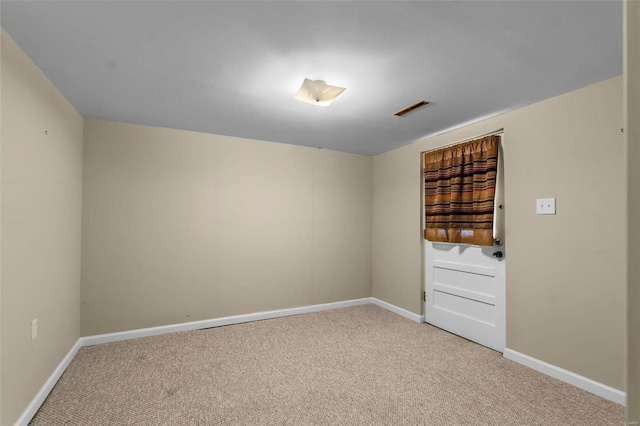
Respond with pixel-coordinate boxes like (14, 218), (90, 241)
(625, 0), (640, 420)
(1, 30), (84, 425)
(372, 76), (626, 391)
(372, 147), (424, 314)
(81, 119), (371, 336)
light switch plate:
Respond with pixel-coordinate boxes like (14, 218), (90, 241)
(536, 198), (556, 215)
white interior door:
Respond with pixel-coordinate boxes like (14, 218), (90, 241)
(425, 241), (505, 352)
(423, 134), (505, 352)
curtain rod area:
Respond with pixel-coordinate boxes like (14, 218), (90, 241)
(423, 128), (504, 153)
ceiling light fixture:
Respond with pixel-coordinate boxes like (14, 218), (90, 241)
(293, 78), (346, 106)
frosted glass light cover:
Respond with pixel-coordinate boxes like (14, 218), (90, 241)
(293, 78), (346, 106)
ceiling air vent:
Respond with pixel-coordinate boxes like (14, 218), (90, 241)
(394, 100), (430, 117)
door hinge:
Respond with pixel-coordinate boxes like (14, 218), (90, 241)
(423, 291), (426, 302)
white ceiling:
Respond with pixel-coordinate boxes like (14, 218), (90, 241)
(1, 1), (622, 156)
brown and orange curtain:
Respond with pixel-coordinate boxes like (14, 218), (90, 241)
(423, 135), (499, 246)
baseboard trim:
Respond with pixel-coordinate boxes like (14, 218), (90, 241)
(80, 298), (373, 347)
(14, 339), (83, 426)
(16, 296), (421, 425)
(503, 348), (626, 406)
(370, 297), (425, 323)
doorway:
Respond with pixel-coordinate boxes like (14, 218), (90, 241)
(423, 134), (506, 352)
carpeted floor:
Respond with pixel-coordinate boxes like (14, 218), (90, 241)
(30, 305), (624, 425)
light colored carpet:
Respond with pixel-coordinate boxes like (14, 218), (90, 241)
(30, 305), (624, 425)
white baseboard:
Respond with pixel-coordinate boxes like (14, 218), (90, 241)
(14, 339), (83, 426)
(503, 348), (626, 406)
(80, 298), (372, 346)
(17, 296), (421, 425)
(370, 297), (425, 323)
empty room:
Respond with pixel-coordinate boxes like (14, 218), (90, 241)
(1, 1), (639, 425)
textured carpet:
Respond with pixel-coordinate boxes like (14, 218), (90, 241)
(30, 305), (624, 425)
